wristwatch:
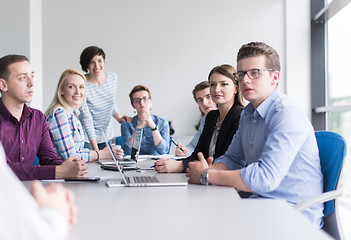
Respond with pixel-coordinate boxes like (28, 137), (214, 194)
(200, 168), (210, 185)
(151, 125), (158, 131)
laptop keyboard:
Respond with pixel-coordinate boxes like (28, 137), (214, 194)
(133, 176), (160, 183)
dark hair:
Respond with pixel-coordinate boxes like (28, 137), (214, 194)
(129, 85), (152, 105)
(192, 81), (210, 102)
(208, 64), (244, 107)
(236, 42), (281, 71)
(0, 54), (28, 80)
(79, 46), (106, 72)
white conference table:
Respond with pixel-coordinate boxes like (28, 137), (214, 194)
(49, 159), (332, 240)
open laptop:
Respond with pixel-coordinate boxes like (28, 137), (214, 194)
(99, 129), (142, 166)
(102, 133), (187, 187)
(130, 128), (142, 160)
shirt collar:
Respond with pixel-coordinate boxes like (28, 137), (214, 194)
(22, 103), (33, 119)
(243, 89), (280, 118)
(0, 98), (33, 122)
(0, 98), (11, 120)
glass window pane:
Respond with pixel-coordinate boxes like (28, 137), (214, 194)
(327, 3), (351, 107)
(326, 3), (351, 238)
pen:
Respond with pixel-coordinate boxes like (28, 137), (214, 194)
(150, 165), (157, 168)
(171, 139), (185, 152)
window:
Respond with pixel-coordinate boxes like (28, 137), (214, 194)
(312, 0), (351, 238)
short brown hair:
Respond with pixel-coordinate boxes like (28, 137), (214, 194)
(79, 46), (106, 72)
(0, 54), (29, 80)
(236, 42), (280, 71)
(129, 85), (152, 105)
(192, 81), (210, 102)
(208, 64), (245, 107)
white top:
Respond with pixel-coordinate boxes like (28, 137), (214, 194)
(79, 72), (119, 143)
(0, 143), (68, 240)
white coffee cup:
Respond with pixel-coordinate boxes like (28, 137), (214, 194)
(113, 145), (121, 150)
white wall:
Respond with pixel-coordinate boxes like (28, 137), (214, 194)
(0, 0), (43, 110)
(1, 0), (311, 138)
(42, 0), (287, 137)
(285, 0), (311, 118)
(0, 0), (30, 57)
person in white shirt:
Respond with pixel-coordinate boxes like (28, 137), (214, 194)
(0, 142), (76, 240)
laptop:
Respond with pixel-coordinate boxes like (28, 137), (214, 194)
(131, 128), (142, 160)
(99, 129), (142, 166)
(102, 133), (187, 187)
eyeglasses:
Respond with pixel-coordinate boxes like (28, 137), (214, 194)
(132, 96), (150, 104)
(235, 68), (274, 82)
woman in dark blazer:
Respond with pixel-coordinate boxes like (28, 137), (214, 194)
(155, 64), (244, 173)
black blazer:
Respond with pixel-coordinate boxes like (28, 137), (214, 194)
(182, 102), (244, 170)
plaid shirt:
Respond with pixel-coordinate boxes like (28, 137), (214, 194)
(47, 107), (90, 162)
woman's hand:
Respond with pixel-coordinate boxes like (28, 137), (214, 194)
(154, 158), (184, 173)
(136, 112), (149, 129)
(175, 143), (189, 157)
(137, 112), (155, 129)
(112, 145), (124, 160)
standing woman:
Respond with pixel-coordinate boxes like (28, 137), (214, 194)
(79, 46), (129, 151)
(155, 64), (244, 172)
(121, 85), (170, 156)
(45, 69), (123, 162)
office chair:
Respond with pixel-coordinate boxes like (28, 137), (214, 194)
(294, 131), (346, 239)
(115, 136), (123, 150)
(32, 156), (40, 165)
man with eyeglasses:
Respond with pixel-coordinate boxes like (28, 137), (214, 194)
(186, 42), (324, 227)
(121, 85), (170, 156)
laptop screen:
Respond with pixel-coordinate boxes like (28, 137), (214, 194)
(102, 133), (129, 185)
(131, 128), (143, 160)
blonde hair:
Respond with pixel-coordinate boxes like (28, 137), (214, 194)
(45, 68), (86, 117)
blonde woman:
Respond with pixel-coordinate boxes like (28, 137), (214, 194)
(45, 69), (123, 162)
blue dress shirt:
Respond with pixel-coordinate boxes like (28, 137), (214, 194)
(216, 89), (324, 227)
(121, 115), (170, 155)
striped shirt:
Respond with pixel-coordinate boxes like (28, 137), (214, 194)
(47, 107), (90, 162)
(79, 72), (119, 143)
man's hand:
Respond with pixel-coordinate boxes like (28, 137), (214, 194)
(186, 152), (213, 184)
(31, 181), (77, 226)
(55, 156), (88, 179)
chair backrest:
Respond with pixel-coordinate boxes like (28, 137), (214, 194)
(116, 136), (123, 150)
(315, 131), (347, 217)
(32, 156), (40, 165)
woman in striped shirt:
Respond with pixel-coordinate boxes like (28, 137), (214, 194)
(78, 46), (130, 151)
(45, 69), (123, 162)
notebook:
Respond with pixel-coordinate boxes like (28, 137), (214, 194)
(102, 133), (187, 187)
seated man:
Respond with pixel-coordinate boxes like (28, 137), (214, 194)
(174, 81), (217, 157)
(0, 142), (76, 240)
(0, 54), (87, 180)
(186, 42), (324, 227)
